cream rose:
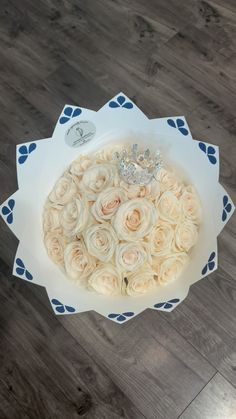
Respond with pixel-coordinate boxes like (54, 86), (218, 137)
(118, 181), (141, 199)
(43, 204), (62, 233)
(119, 180), (160, 200)
(150, 222), (174, 256)
(156, 191), (181, 224)
(88, 263), (122, 295)
(79, 163), (118, 200)
(115, 242), (147, 272)
(157, 168), (183, 197)
(91, 187), (127, 222)
(126, 265), (156, 296)
(60, 196), (89, 237)
(64, 240), (96, 281)
(112, 198), (157, 241)
(69, 155), (94, 177)
(83, 223), (118, 262)
(174, 220), (198, 252)
(44, 231), (66, 265)
(138, 179), (161, 200)
(119, 181), (160, 200)
(181, 186), (201, 223)
(156, 252), (189, 285)
(49, 174), (77, 205)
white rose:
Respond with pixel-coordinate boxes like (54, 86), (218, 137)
(156, 252), (189, 285)
(83, 223), (118, 262)
(115, 242), (147, 272)
(118, 180), (160, 200)
(44, 231), (66, 265)
(80, 163), (118, 200)
(69, 155), (94, 177)
(174, 220), (198, 252)
(88, 263), (122, 295)
(91, 187), (127, 222)
(181, 186), (202, 223)
(64, 240), (96, 281)
(156, 168), (183, 197)
(156, 191), (181, 224)
(126, 265), (156, 296)
(112, 198), (157, 241)
(49, 174), (77, 205)
(138, 179), (161, 200)
(43, 203), (62, 233)
(60, 196), (89, 237)
(119, 181), (141, 199)
(149, 222), (174, 256)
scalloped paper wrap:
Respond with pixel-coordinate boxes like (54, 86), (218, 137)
(1, 93), (234, 323)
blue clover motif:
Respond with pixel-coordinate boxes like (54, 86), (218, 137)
(167, 118), (189, 136)
(198, 142), (217, 165)
(51, 299), (76, 313)
(1, 199), (15, 224)
(202, 252), (216, 275)
(59, 107), (82, 124)
(18, 143), (37, 165)
(222, 195), (232, 222)
(108, 312), (134, 322)
(154, 298), (180, 310)
(109, 95), (133, 109)
(15, 258), (33, 280)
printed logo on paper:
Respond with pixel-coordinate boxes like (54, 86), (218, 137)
(65, 120), (96, 148)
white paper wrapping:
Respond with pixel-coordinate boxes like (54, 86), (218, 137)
(1, 93), (234, 323)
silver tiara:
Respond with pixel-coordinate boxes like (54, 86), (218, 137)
(113, 144), (163, 186)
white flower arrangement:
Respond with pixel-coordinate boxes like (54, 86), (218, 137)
(43, 144), (202, 297)
(1, 93), (234, 322)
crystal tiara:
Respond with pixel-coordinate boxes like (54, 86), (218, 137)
(113, 144), (163, 186)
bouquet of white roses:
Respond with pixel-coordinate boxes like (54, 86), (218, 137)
(43, 144), (201, 297)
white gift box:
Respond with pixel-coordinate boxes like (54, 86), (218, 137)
(1, 93), (234, 323)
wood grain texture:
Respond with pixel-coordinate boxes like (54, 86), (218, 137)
(59, 310), (215, 419)
(0, 260), (145, 419)
(179, 373), (236, 419)
(0, 0), (236, 418)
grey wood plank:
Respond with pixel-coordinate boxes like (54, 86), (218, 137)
(209, 0), (236, 15)
(0, 0), (63, 92)
(0, 384), (31, 419)
(0, 261), (145, 419)
(58, 309), (215, 419)
(146, 29), (236, 121)
(160, 262), (236, 389)
(27, 63), (110, 121)
(0, 82), (53, 142)
(179, 373), (236, 419)
(201, 0), (236, 58)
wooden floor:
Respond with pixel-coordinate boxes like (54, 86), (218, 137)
(0, 0), (236, 418)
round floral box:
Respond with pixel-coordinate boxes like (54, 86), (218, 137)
(0, 93), (234, 323)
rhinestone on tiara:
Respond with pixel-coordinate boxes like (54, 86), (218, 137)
(113, 144), (163, 186)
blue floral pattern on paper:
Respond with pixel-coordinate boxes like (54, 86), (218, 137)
(59, 107), (82, 124)
(109, 95), (133, 109)
(222, 195), (232, 222)
(1, 199), (15, 224)
(198, 142), (217, 165)
(18, 143), (37, 165)
(15, 258), (33, 280)
(167, 118), (189, 136)
(154, 298), (180, 310)
(51, 299), (76, 313)
(108, 312), (134, 322)
(202, 252), (216, 275)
